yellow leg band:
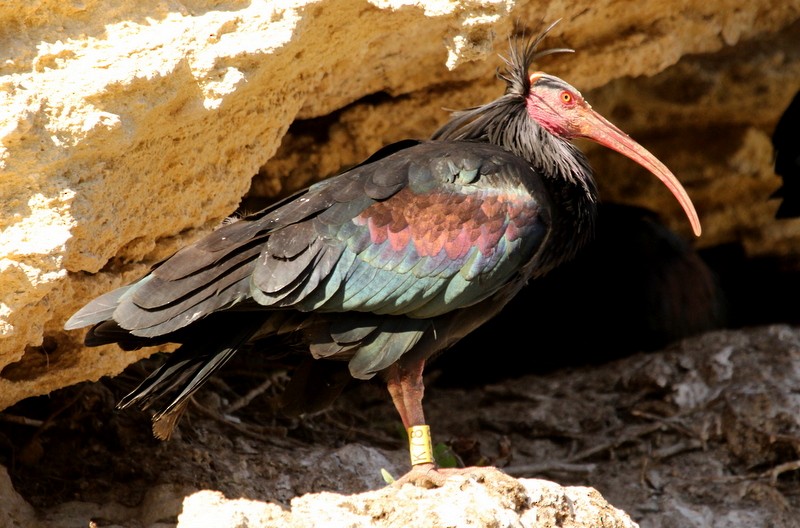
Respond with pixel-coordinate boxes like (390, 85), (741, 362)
(407, 425), (433, 465)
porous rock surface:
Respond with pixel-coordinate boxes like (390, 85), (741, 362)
(2, 1), (800, 526)
(1, 461), (637, 528)
(176, 473), (637, 528)
(2, 0), (800, 410)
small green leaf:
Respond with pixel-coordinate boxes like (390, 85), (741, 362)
(433, 443), (460, 468)
(380, 467), (396, 484)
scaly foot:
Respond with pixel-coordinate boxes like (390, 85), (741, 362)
(391, 464), (500, 489)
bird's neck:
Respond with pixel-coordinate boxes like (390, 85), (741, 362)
(493, 120), (599, 270)
(539, 142), (598, 271)
(432, 100), (598, 267)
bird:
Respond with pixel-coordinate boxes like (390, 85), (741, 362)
(65, 22), (701, 486)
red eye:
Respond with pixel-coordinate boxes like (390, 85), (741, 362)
(560, 91), (574, 104)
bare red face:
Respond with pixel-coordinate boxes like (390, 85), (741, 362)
(525, 72), (590, 138)
(526, 71), (701, 237)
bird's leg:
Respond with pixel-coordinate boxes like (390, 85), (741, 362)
(385, 359), (426, 429)
(385, 359), (450, 488)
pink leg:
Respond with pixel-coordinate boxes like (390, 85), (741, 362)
(385, 359), (505, 487)
(385, 359), (426, 430)
(385, 359), (453, 487)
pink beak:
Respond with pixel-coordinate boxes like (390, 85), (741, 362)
(578, 109), (701, 237)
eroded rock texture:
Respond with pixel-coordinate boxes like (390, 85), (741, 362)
(2, 4), (800, 526)
(1, 0), (798, 415)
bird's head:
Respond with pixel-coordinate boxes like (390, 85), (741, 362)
(524, 71), (701, 237)
(432, 21), (701, 237)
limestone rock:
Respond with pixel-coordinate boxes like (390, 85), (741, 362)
(177, 470), (637, 528)
(0, 465), (36, 528)
(1, 0), (800, 430)
(0, 462), (637, 528)
(0, 0), (512, 408)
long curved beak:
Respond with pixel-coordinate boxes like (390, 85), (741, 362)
(579, 110), (702, 237)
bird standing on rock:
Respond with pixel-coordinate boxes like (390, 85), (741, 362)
(66, 24), (701, 486)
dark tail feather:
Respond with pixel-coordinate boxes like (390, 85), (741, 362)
(65, 284), (134, 330)
(84, 320), (167, 350)
(116, 314), (265, 439)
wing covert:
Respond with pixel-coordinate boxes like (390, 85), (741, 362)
(282, 142), (552, 318)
